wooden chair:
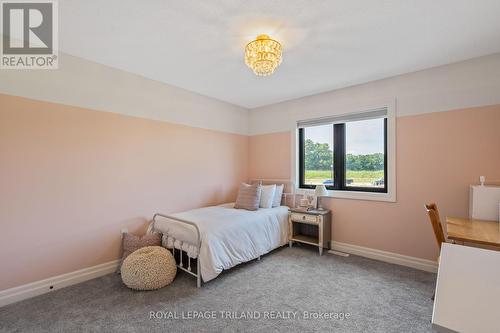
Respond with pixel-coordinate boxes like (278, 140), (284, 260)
(425, 203), (446, 301)
(425, 203), (446, 251)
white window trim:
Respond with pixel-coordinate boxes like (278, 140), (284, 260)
(291, 99), (397, 203)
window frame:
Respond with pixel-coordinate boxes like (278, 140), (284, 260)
(298, 118), (388, 193)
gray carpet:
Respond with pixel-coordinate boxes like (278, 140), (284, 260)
(0, 246), (436, 333)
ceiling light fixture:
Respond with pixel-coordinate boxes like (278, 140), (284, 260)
(244, 34), (282, 76)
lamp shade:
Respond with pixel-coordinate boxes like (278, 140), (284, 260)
(315, 184), (328, 197)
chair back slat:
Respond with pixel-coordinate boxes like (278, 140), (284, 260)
(425, 203), (446, 249)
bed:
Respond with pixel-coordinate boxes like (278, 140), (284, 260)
(148, 180), (295, 287)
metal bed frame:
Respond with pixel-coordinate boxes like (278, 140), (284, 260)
(151, 213), (203, 288)
(150, 180), (296, 288)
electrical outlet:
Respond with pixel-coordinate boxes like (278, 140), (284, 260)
(121, 228), (128, 234)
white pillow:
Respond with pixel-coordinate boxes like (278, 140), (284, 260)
(259, 184), (276, 208)
(272, 184), (284, 207)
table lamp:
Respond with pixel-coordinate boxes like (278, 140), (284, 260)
(315, 184), (328, 210)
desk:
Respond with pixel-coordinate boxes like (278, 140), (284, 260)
(432, 243), (500, 333)
(446, 216), (500, 247)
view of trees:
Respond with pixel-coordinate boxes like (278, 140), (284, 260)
(304, 139), (384, 171)
(346, 153), (384, 171)
(304, 139), (332, 170)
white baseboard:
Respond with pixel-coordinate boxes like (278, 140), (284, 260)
(0, 259), (120, 308)
(331, 241), (438, 273)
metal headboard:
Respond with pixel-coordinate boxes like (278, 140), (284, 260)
(250, 179), (296, 207)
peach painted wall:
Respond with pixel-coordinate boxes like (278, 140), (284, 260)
(0, 94), (248, 290)
(248, 131), (291, 180)
(249, 105), (500, 261)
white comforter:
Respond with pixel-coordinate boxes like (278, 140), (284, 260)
(151, 203), (289, 282)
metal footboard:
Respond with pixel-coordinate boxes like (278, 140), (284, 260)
(152, 213), (202, 288)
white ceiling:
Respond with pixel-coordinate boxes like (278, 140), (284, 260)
(60, 0), (500, 109)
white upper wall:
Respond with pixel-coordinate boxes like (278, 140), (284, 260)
(2, 52), (500, 137)
(0, 53), (249, 135)
(249, 53), (500, 135)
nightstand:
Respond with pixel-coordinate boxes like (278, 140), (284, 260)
(288, 208), (331, 255)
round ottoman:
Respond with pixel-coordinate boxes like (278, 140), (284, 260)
(121, 246), (177, 290)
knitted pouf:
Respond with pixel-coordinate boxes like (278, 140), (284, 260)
(121, 246), (177, 290)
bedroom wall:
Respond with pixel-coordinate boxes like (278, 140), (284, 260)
(0, 53), (249, 135)
(0, 53), (249, 291)
(0, 94), (248, 290)
(248, 105), (500, 261)
(248, 53), (500, 262)
(2, 50), (500, 291)
(248, 131), (291, 180)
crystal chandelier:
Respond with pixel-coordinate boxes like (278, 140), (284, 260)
(244, 34), (282, 76)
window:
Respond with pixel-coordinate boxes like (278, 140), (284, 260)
(301, 124), (334, 186)
(298, 111), (388, 193)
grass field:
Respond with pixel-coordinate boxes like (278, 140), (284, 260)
(305, 170), (384, 187)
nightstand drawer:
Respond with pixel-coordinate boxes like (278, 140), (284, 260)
(290, 213), (318, 224)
